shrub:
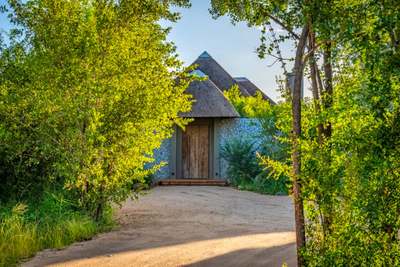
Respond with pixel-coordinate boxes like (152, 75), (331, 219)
(220, 137), (260, 186)
(220, 137), (290, 195)
(223, 86), (292, 195)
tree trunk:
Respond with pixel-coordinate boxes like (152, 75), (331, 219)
(292, 23), (309, 267)
(309, 32), (324, 145)
(323, 43), (333, 139)
(322, 43), (334, 231)
(95, 183), (106, 221)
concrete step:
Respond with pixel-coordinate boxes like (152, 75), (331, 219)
(161, 179), (227, 186)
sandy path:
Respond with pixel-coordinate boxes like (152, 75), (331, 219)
(24, 186), (296, 267)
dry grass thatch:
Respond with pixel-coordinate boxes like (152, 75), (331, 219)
(235, 78), (276, 105)
(179, 79), (240, 118)
(191, 54), (251, 97)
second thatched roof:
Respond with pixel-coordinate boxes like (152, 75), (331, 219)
(190, 52), (251, 97)
(177, 52), (276, 118)
(235, 77), (276, 105)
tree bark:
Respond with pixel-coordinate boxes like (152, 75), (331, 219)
(309, 32), (324, 145)
(323, 43), (333, 139)
(321, 42), (335, 232)
(292, 23), (309, 267)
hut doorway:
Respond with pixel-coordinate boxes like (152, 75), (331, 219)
(181, 125), (210, 179)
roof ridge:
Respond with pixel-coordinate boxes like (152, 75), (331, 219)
(190, 55), (251, 97)
(234, 77), (250, 82)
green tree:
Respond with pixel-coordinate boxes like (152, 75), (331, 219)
(210, 0), (400, 266)
(209, 2), (321, 264)
(0, 0), (194, 218)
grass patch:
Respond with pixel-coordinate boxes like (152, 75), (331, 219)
(0, 202), (114, 267)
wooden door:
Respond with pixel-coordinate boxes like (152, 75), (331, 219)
(182, 125), (209, 179)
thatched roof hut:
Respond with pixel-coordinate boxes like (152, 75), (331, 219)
(179, 71), (240, 118)
(161, 52), (276, 183)
(178, 52), (276, 118)
(190, 52), (251, 97)
(235, 77), (276, 104)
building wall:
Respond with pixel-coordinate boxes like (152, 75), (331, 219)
(219, 118), (263, 180)
(148, 138), (171, 180)
(150, 118), (263, 180)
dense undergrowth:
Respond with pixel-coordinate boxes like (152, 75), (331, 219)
(0, 1), (191, 266)
(0, 192), (114, 267)
(222, 86), (291, 195)
(220, 136), (291, 195)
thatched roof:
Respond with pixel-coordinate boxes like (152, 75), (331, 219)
(235, 77), (276, 105)
(177, 52), (276, 118)
(190, 52), (251, 97)
(179, 75), (240, 118)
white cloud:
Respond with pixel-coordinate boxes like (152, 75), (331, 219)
(256, 25), (285, 32)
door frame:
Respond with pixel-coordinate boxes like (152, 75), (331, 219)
(169, 118), (220, 180)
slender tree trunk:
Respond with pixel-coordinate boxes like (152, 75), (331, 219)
(323, 43), (333, 139)
(95, 183), (106, 221)
(309, 32), (332, 238)
(292, 23), (309, 267)
(315, 65), (325, 101)
(95, 163), (112, 221)
(322, 43), (334, 231)
(309, 32), (324, 144)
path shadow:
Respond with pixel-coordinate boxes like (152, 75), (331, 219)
(183, 243), (296, 267)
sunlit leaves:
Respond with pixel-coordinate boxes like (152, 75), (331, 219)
(0, 0), (193, 212)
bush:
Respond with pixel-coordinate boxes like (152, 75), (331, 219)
(220, 137), (290, 195)
(220, 137), (260, 186)
(0, 0), (193, 219)
(223, 86), (291, 195)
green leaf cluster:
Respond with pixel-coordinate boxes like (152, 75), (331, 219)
(212, 0), (400, 265)
(0, 0), (193, 216)
(223, 85), (291, 195)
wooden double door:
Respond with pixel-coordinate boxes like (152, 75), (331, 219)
(182, 125), (210, 179)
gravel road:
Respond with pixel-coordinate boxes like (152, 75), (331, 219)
(24, 186), (296, 267)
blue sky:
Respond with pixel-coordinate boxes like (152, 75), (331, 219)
(0, 0), (309, 102)
(0, 0), (12, 36)
(161, 1), (309, 102)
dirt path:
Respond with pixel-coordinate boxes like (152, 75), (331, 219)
(24, 186), (296, 267)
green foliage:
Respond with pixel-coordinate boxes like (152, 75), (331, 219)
(224, 86), (291, 195)
(0, 1), (192, 264)
(0, 197), (113, 267)
(299, 56), (400, 266)
(220, 136), (290, 195)
(253, 171), (291, 196)
(0, 0), (194, 215)
(224, 85), (289, 160)
(131, 172), (156, 193)
(224, 85), (276, 118)
(220, 137), (260, 186)
(143, 173), (155, 187)
(214, 1), (400, 265)
(261, 73), (400, 265)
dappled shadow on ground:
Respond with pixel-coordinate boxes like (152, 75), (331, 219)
(24, 186), (296, 267)
(183, 243), (296, 267)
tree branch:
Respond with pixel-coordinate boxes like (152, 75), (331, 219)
(267, 15), (300, 40)
(301, 38), (337, 71)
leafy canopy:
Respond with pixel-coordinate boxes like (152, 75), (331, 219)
(0, 0), (194, 214)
